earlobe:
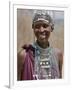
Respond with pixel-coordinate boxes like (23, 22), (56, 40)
(32, 24), (34, 29)
(51, 24), (54, 31)
(51, 27), (53, 32)
(51, 29), (53, 32)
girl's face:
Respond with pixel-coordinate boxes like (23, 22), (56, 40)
(33, 21), (52, 43)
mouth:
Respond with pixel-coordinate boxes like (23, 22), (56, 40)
(35, 31), (50, 41)
(39, 32), (47, 39)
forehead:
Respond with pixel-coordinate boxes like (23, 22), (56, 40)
(34, 20), (50, 25)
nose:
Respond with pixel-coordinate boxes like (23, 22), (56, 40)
(39, 26), (44, 32)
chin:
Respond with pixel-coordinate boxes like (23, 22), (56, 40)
(39, 39), (48, 43)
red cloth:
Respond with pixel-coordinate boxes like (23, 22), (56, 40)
(21, 45), (35, 80)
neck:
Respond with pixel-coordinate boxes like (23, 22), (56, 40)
(36, 40), (49, 49)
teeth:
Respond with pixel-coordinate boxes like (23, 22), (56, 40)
(40, 33), (46, 35)
(39, 33), (46, 39)
(41, 33), (46, 35)
(42, 33), (45, 35)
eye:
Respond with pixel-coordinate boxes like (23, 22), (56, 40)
(34, 24), (41, 29)
(34, 23), (49, 29)
(43, 24), (49, 28)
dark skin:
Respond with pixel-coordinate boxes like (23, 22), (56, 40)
(33, 21), (52, 48)
(18, 21), (63, 80)
(33, 21), (63, 78)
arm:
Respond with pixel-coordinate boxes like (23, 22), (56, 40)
(58, 50), (63, 78)
(17, 48), (26, 80)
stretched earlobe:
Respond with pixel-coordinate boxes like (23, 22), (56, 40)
(51, 24), (54, 32)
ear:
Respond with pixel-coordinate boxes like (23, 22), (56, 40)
(32, 23), (34, 29)
(51, 24), (54, 32)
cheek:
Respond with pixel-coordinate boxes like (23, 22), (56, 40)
(34, 29), (39, 37)
(47, 31), (50, 35)
(45, 31), (51, 38)
(34, 30), (51, 39)
(47, 26), (52, 31)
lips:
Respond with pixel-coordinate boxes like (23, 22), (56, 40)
(39, 32), (47, 39)
(35, 30), (50, 41)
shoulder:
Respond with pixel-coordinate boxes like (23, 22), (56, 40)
(17, 44), (35, 62)
(52, 48), (63, 64)
(54, 48), (63, 65)
(17, 48), (26, 64)
(18, 44), (33, 57)
(52, 48), (63, 57)
(18, 48), (26, 58)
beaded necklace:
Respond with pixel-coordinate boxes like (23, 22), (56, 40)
(33, 42), (53, 79)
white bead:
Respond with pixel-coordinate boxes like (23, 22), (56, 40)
(40, 62), (42, 65)
(46, 62), (49, 65)
(43, 62), (45, 65)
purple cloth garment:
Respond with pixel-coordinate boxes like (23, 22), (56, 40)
(21, 45), (35, 80)
(20, 44), (60, 80)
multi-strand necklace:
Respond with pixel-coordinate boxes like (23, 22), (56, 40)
(33, 42), (52, 79)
